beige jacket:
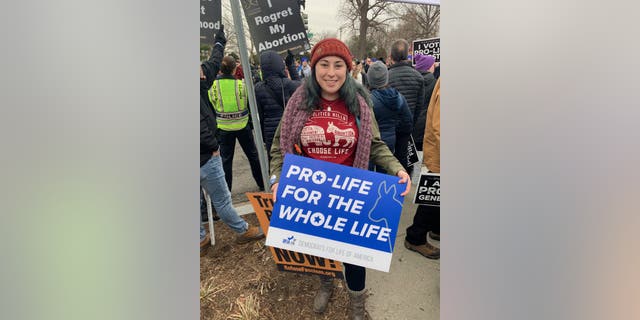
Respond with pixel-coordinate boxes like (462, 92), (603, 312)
(422, 78), (440, 173)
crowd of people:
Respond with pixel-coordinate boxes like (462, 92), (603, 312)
(200, 25), (440, 320)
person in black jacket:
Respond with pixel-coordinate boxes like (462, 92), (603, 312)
(387, 39), (427, 174)
(414, 54), (437, 112)
(200, 25), (264, 255)
(254, 49), (302, 156)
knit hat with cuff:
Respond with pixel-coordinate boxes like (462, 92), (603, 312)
(310, 38), (353, 71)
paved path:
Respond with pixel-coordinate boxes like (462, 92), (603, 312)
(366, 196), (440, 320)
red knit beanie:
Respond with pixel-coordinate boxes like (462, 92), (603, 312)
(310, 38), (353, 71)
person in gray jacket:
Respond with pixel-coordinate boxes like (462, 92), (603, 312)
(387, 39), (427, 173)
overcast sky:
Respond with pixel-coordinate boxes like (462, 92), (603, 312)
(305, 0), (343, 39)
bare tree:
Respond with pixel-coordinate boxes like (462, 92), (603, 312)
(393, 4), (440, 41)
(417, 4), (440, 38)
(313, 30), (339, 45)
(221, 0), (257, 62)
(338, 0), (398, 59)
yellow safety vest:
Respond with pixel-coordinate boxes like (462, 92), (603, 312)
(208, 78), (249, 131)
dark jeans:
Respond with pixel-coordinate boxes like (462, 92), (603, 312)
(218, 127), (264, 191)
(344, 263), (366, 291)
(406, 204), (440, 246)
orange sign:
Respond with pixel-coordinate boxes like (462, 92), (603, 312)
(246, 192), (343, 278)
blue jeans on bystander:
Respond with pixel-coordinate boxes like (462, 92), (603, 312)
(200, 154), (248, 235)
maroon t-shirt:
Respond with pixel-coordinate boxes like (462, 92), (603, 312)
(300, 98), (359, 166)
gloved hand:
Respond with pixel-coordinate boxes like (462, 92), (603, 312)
(214, 24), (226, 47)
(285, 49), (295, 67)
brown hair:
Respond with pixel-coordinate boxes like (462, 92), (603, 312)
(220, 56), (237, 75)
(351, 63), (363, 78)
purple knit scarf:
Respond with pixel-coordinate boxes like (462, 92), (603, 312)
(279, 86), (372, 169)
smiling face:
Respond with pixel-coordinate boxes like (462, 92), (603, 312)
(314, 56), (347, 101)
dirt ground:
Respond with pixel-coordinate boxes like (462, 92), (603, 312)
(200, 213), (360, 320)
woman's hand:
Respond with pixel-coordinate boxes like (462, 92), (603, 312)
(271, 183), (279, 202)
(396, 170), (411, 196)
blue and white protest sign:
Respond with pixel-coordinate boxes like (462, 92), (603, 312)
(265, 154), (406, 272)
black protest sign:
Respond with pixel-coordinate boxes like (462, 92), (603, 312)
(407, 135), (420, 167)
(412, 37), (440, 64)
(241, 0), (311, 55)
(246, 192), (344, 279)
(201, 0), (222, 45)
(413, 173), (440, 206)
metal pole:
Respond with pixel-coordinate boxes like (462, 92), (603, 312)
(230, 0), (270, 191)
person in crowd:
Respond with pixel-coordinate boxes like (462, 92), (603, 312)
(366, 61), (413, 173)
(269, 38), (411, 320)
(387, 39), (427, 174)
(208, 55), (264, 192)
(350, 59), (367, 87)
(295, 59), (303, 78)
(199, 25), (264, 255)
(255, 49), (302, 156)
(363, 57), (372, 73)
(414, 54), (437, 111)
(405, 77), (441, 260)
(284, 65), (290, 79)
(229, 52), (245, 80)
(434, 62), (440, 79)
(250, 62), (262, 84)
(300, 57), (312, 78)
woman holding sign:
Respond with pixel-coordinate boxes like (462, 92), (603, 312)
(269, 38), (411, 320)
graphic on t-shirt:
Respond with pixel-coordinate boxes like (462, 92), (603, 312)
(300, 100), (359, 166)
(327, 122), (355, 148)
(300, 125), (331, 147)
